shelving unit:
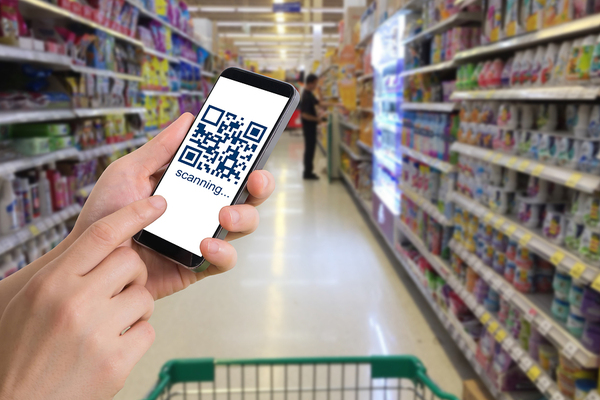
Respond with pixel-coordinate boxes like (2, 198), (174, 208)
(340, 142), (370, 161)
(76, 137), (148, 161)
(450, 240), (598, 368)
(402, 12), (481, 45)
(141, 90), (182, 97)
(357, 141), (373, 154)
(399, 184), (452, 226)
(451, 86), (600, 101)
(450, 191), (600, 287)
(399, 60), (456, 77)
(340, 120), (359, 131)
(400, 102), (458, 112)
(400, 145), (455, 173)
(451, 142), (600, 193)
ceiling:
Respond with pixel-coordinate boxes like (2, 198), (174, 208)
(189, 0), (344, 66)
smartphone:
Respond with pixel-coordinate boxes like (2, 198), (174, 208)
(133, 67), (299, 271)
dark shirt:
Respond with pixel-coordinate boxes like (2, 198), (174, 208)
(300, 89), (319, 126)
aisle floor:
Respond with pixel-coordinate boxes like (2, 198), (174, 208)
(116, 132), (473, 400)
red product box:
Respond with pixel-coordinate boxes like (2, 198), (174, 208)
(58, 0), (70, 10)
(94, 10), (105, 25)
(70, 2), (83, 16)
(109, 20), (119, 31)
(82, 5), (94, 19)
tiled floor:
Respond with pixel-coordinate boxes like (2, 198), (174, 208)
(116, 132), (473, 400)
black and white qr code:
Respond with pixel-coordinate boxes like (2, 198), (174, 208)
(177, 105), (268, 183)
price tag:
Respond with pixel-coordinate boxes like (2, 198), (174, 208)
(28, 225), (40, 236)
(524, 308), (537, 322)
(551, 391), (565, 400)
(492, 154), (503, 163)
(519, 233), (532, 247)
(480, 312), (491, 324)
(531, 164), (545, 177)
(492, 278), (502, 291)
(527, 365), (541, 382)
(487, 321), (499, 334)
(570, 262), (586, 279)
(511, 346), (524, 361)
(562, 342), (578, 359)
(494, 218), (505, 230)
(494, 329), (507, 342)
(505, 224), (517, 236)
(517, 160), (530, 172)
(483, 213), (493, 223)
(537, 376), (551, 392)
(550, 251), (565, 266)
(565, 173), (583, 188)
(585, 390), (600, 400)
(503, 287), (515, 300)
(520, 357), (533, 372)
(538, 319), (552, 335)
(502, 337), (515, 351)
(591, 274), (600, 293)
(506, 157), (518, 167)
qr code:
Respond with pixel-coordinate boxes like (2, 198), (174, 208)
(177, 105), (268, 183)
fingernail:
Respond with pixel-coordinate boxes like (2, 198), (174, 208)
(149, 195), (167, 209)
(261, 172), (269, 190)
(206, 240), (219, 254)
(229, 208), (240, 224)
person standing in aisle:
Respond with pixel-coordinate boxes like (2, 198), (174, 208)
(300, 73), (323, 180)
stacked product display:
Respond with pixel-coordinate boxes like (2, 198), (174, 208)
(336, 0), (600, 399)
(0, 0), (216, 279)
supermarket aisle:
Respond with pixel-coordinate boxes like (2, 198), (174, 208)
(116, 133), (472, 400)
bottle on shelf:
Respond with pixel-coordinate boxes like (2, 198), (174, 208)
(0, 177), (18, 235)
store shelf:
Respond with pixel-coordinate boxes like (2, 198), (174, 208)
(76, 137), (148, 161)
(0, 109), (76, 125)
(141, 90), (181, 97)
(357, 73), (373, 82)
(455, 13), (600, 62)
(319, 65), (338, 77)
(356, 30), (375, 48)
(397, 220), (563, 400)
(340, 142), (370, 162)
(19, 0), (142, 47)
(399, 184), (452, 226)
(450, 239), (598, 369)
(450, 191), (600, 287)
(400, 102), (458, 112)
(400, 145), (455, 173)
(201, 70), (216, 78)
(402, 12), (481, 45)
(450, 142), (600, 194)
(399, 60), (456, 77)
(357, 141), (373, 154)
(451, 86), (600, 101)
(0, 203), (81, 255)
(0, 44), (71, 67)
(317, 140), (327, 156)
(0, 147), (79, 176)
(180, 89), (204, 96)
(339, 119), (359, 130)
(70, 65), (143, 82)
(454, 0), (481, 9)
(142, 47), (180, 63)
(74, 107), (146, 117)
(340, 170), (372, 215)
(357, 107), (373, 113)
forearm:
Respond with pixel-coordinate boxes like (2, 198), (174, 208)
(0, 232), (77, 318)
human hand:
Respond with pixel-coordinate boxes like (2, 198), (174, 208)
(0, 197), (166, 400)
(72, 114), (276, 300)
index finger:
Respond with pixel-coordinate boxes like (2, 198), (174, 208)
(54, 196), (167, 276)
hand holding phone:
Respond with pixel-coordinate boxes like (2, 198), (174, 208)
(134, 68), (299, 271)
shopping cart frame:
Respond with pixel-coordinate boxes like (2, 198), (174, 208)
(143, 355), (459, 400)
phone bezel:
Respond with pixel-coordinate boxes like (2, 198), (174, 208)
(133, 67), (297, 269)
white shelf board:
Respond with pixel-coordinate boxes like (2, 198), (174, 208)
(0, 109), (76, 124)
(178, 57), (202, 68)
(455, 13), (600, 62)
(0, 147), (79, 176)
(451, 86), (600, 100)
(340, 170), (372, 214)
(340, 142), (370, 162)
(74, 107), (146, 117)
(76, 137), (148, 161)
(179, 89), (204, 96)
(399, 60), (456, 77)
(0, 44), (71, 67)
(402, 12), (481, 45)
(399, 184), (452, 226)
(19, 0), (142, 47)
(357, 141), (373, 154)
(397, 220), (563, 400)
(450, 142), (600, 194)
(450, 240), (598, 369)
(357, 107), (373, 113)
(201, 70), (215, 78)
(339, 119), (359, 131)
(142, 47), (180, 63)
(400, 102), (458, 112)
(450, 191), (600, 287)
(400, 145), (455, 173)
(141, 90), (181, 97)
(70, 65), (142, 81)
(0, 203), (81, 255)
(357, 73), (374, 82)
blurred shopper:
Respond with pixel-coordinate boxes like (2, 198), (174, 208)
(300, 73), (322, 180)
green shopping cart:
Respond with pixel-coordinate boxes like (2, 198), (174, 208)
(143, 355), (459, 400)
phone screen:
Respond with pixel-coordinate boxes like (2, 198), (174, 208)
(144, 76), (289, 257)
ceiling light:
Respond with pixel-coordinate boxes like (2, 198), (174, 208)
(273, 0), (283, 3)
(277, 25), (285, 34)
(275, 12), (284, 22)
